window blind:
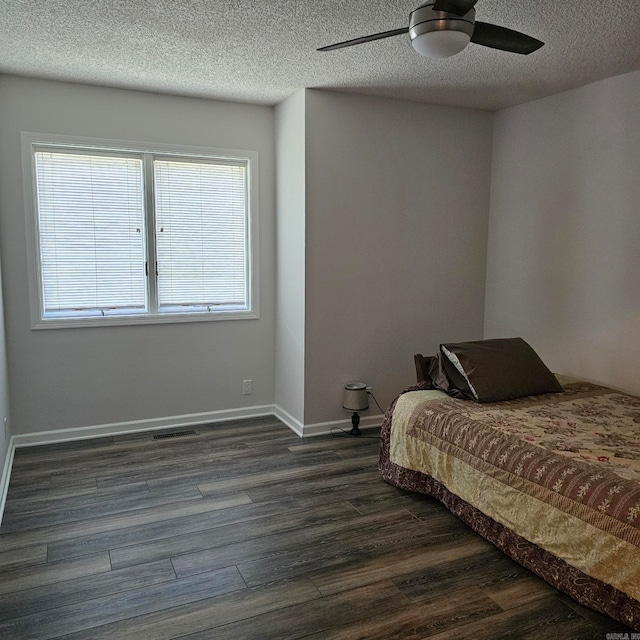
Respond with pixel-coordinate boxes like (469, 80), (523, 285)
(34, 150), (147, 317)
(154, 158), (248, 312)
(26, 135), (257, 327)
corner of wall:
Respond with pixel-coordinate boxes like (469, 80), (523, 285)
(274, 90), (306, 426)
(0, 258), (12, 526)
(0, 434), (15, 526)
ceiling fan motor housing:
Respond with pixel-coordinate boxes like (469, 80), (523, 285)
(409, 2), (476, 57)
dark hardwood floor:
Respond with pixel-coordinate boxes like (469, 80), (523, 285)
(0, 416), (629, 639)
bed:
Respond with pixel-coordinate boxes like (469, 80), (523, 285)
(379, 338), (640, 630)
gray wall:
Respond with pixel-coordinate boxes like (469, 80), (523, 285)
(0, 76), (276, 435)
(303, 90), (493, 423)
(0, 254), (11, 470)
(486, 70), (640, 395)
(274, 91), (306, 425)
(0, 77), (494, 438)
(0, 81), (13, 502)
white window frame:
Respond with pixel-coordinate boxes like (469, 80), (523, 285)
(22, 132), (259, 329)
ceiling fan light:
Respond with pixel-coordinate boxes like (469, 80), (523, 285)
(408, 3), (475, 58)
(411, 30), (471, 58)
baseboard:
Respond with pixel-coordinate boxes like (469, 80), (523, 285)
(273, 405), (305, 437)
(301, 414), (384, 437)
(12, 404), (277, 448)
(0, 436), (16, 526)
(274, 405), (383, 438)
(9, 405), (382, 449)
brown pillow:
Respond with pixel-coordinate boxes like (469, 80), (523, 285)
(414, 354), (434, 385)
(438, 337), (563, 403)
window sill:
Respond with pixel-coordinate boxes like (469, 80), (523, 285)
(31, 309), (259, 330)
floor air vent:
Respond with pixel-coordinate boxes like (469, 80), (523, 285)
(153, 430), (197, 440)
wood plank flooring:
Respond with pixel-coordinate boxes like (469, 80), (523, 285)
(0, 416), (631, 639)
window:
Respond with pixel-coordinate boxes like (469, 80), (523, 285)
(22, 134), (258, 328)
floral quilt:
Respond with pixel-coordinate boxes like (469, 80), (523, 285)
(473, 381), (640, 481)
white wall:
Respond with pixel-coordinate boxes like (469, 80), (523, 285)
(303, 90), (493, 424)
(0, 76), (276, 435)
(486, 70), (640, 395)
(274, 91), (306, 426)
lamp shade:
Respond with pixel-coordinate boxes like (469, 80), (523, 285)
(343, 382), (369, 412)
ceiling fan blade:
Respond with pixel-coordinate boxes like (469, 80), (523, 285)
(318, 27), (408, 52)
(432, 0), (479, 16)
(471, 21), (544, 54)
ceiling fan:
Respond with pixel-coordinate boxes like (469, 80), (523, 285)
(318, 0), (544, 59)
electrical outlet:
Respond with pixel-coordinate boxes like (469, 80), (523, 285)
(242, 380), (253, 395)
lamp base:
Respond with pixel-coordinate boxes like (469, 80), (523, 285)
(349, 411), (361, 437)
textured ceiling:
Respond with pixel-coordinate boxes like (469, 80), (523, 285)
(1, 0), (640, 110)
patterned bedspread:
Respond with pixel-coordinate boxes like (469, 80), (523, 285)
(388, 381), (640, 625)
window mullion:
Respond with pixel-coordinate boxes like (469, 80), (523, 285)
(143, 153), (158, 314)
